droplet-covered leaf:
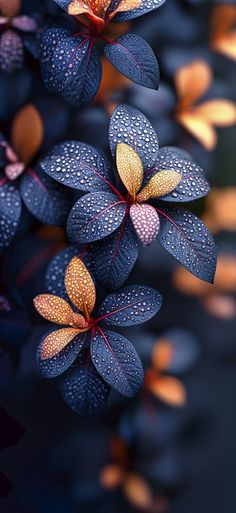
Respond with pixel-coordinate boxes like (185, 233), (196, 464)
(90, 218), (138, 290)
(116, 143), (143, 197)
(46, 246), (89, 299)
(0, 183), (21, 252)
(40, 29), (101, 106)
(147, 147), (210, 202)
(67, 191), (126, 243)
(104, 34), (159, 89)
(91, 329), (144, 397)
(58, 350), (110, 415)
(129, 203), (160, 246)
(65, 256), (96, 315)
(114, 0), (166, 21)
(37, 330), (86, 378)
(40, 141), (114, 192)
(20, 167), (71, 226)
(157, 207), (217, 283)
(98, 285), (163, 326)
(110, 104), (159, 172)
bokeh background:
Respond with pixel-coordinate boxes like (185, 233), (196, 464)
(1, 1), (236, 512)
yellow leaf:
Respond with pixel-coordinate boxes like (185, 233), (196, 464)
(116, 143), (143, 199)
(137, 170), (182, 202)
(40, 328), (80, 360)
(65, 257), (96, 318)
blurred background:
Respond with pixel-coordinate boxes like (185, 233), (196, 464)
(1, 1), (236, 512)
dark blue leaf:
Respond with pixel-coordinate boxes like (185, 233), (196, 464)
(157, 207), (217, 283)
(98, 285), (162, 326)
(20, 167), (71, 225)
(53, 0), (70, 10)
(37, 330), (86, 378)
(46, 245), (89, 298)
(58, 350), (110, 415)
(62, 44), (102, 106)
(104, 34), (159, 89)
(40, 29), (101, 106)
(40, 29), (75, 93)
(90, 218), (138, 290)
(148, 147), (210, 202)
(109, 104), (159, 172)
(40, 141), (114, 192)
(114, 0), (167, 21)
(67, 191), (126, 243)
(0, 183), (21, 252)
(91, 329), (144, 397)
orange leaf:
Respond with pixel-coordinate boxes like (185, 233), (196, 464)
(210, 5), (236, 60)
(40, 328), (80, 360)
(137, 170), (182, 202)
(195, 100), (236, 126)
(213, 35), (236, 61)
(33, 294), (88, 329)
(149, 376), (187, 406)
(175, 60), (212, 107)
(11, 104), (43, 165)
(123, 473), (153, 510)
(68, 0), (140, 20)
(100, 464), (124, 489)
(34, 294), (75, 325)
(65, 257), (96, 317)
(116, 143), (143, 199)
(177, 111), (217, 150)
(0, 0), (21, 17)
(113, 0), (141, 16)
(68, 0), (94, 17)
(152, 339), (175, 371)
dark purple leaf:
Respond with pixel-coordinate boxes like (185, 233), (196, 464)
(104, 34), (159, 89)
(157, 207), (217, 283)
(40, 141), (114, 192)
(91, 328), (144, 397)
(58, 350), (110, 415)
(109, 104), (159, 172)
(98, 285), (162, 326)
(67, 191), (126, 243)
